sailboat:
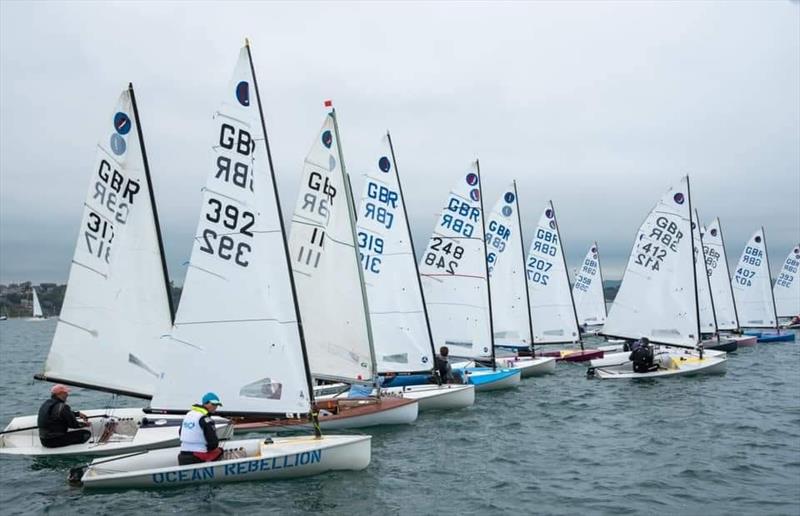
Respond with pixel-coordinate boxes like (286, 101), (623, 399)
(336, 132), (475, 410)
(733, 229), (796, 342)
(419, 161), (521, 391)
(75, 43), (371, 488)
(701, 218), (756, 346)
(591, 176), (728, 379)
(469, 182), (556, 377)
(523, 202), (602, 362)
(28, 287), (46, 320)
(1, 85), (231, 457)
(283, 106), (418, 426)
(773, 244), (800, 324)
(572, 242), (608, 334)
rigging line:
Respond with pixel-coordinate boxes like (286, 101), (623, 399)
(176, 316), (284, 326)
(185, 263), (226, 281)
(212, 110), (248, 126)
(291, 215), (330, 228)
(72, 260), (108, 279)
(57, 318), (98, 337)
(370, 309), (425, 316)
(421, 273), (486, 280)
(425, 301), (489, 310)
(200, 187), (245, 206)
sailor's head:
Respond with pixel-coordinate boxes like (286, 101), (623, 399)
(51, 384), (70, 401)
(201, 392), (223, 413)
(640, 337), (650, 346)
(439, 346), (449, 357)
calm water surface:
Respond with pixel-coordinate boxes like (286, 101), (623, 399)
(1, 319), (798, 515)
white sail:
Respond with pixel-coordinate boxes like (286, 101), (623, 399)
(486, 183), (531, 347)
(773, 244), (800, 317)
(731, 228), (778, 329)
(526, 202), (580, 344)
(702, 218), (739, 331)
(289, 112), (374, 383)
(603, 177), (699, 347)
(41, 87), (173, 397)
(151, 47), (311, 414)
(420, 163), (492, 359)
(355, 134), (433, 373)
(31, 288), (43, 318)
(692, 212), (717, 334)
(572, 243), (607, 327)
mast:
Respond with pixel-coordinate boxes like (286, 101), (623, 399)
(329, 105), (379, 385)
(514, 181), (535, 354)
(387, 131), (437, 367)
(245, 41), (320, 430)
(761, 226), (780, 332)
(550, 201), (582, 350)
(687, 176), (701, 348)
(696, 210), (720, 340)
(595, 241), (608, 320)
(717, 219), (741, 332)
(129, 83), (175, 322)
(476, 160), (496, 369)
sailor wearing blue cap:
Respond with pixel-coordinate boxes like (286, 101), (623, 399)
(178, 392), (224, 465)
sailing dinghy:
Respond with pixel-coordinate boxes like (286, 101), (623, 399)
(470, 182), (556, 377)
(591, 176), (727, 379)
(28, 287), (46, 320)
(419, 162), (521, 391)
(520, 202), (602, 362)
(572, 243), (608, 336)
(284, 106), (418, 425)
(75, 43), (371, 489)
(733, 229), (795, 342)
(773, 244), (800, 324)
(1, 85), (231, 458)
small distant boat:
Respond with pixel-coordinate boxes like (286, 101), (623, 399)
(593, 176), (727, 379)
(572, 242), (608, 335)
(27, 287), (46, 321)
(419, 161), (520, 391)
(731, 228), (795, 343)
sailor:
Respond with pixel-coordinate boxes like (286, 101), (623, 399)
(629, 337), (658, 373)
(433, 346), (463, 384)
(37, 384), (91, 448)
(178, 392), (224, 465)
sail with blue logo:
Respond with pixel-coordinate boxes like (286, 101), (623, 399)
(288, 112), (375, 384)
(702, 218), (739, 331)
(526, 201), (580, 344)
(572, 243), (607, 327)
(355, 134), (434, 374)
(731, 228), (778, 329)
(419, 163), (492, 360)
(773, 245), (800, 318)
(486, 183), (531, 348)
(151, 45), (311, 415)
(602, 176), (700, 347)
(40, 86), (173, 398)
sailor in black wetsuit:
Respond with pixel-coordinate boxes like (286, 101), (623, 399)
(629, 337), (658, 373)
(433, 346), (464, 384)
(37, 384), (91, 448)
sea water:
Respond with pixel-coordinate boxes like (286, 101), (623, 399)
(0, 319), (798, 515)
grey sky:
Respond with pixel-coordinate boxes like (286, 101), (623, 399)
(1, 1), (798, 285)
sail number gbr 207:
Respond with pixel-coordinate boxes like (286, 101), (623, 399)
(199, 121), (256, 267)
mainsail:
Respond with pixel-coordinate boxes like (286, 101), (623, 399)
(702, 218), (739, 331)
(773, 245), (800, 317)
(355, 134), (433, 373)
(39, 86), (173, 398)
(526, 202), (580, 344)
(572, 243), (608, 327)
(486, 182), (532, 347)
(289, 110), (375, 384)
(151, 45), (311, 415)
(32, 288), (43, 318)
(731, 228), (778, 329)
(420, 162), (492, 360)
(692, 211), (717, 334)
(603, 176), (700, 347)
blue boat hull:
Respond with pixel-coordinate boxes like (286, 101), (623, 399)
(745, 331), (796, 343)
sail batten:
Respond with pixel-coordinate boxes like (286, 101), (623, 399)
(40, 86), (173, 397)
(151, 47), (311, 415)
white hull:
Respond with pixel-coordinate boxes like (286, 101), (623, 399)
(0, 408), (233, 457)
(494, 356), (557, 378)
(591, 355), (727, 379)
(589, 347), (725, 369)
(381, 384), (475, 411)
(318, 399), (418, 430)
(78, 434), (371, 489)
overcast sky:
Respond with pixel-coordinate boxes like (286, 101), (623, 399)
(1, 1), (798, 285)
